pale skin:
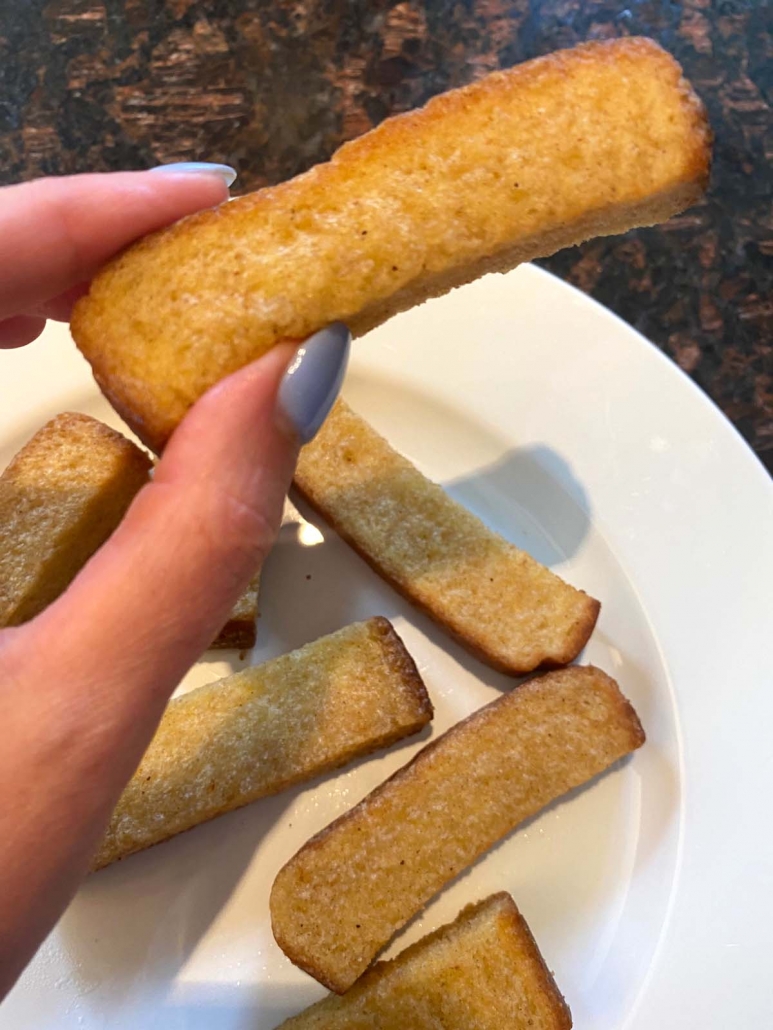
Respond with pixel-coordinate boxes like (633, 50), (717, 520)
(0, 172), (302, 999)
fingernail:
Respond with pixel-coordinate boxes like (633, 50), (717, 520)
(278, 323), (351, 443)
(149, 162), (237, 187)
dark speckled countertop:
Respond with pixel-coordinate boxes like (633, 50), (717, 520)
(1, 1), (771, 472)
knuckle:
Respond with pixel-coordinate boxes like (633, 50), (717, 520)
(200, 488), (277, 579)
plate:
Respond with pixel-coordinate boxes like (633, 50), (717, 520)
(2, 264), (772, 1028)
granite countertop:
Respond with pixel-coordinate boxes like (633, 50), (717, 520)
(1, 0), (770, 473)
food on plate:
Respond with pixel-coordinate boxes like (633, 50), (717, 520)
(71, 37), (710, 453)
(275, 893), (571, 1029)
(209, 573), (261, 650)
(271, 665), (644, 992)
(94, 617), (433, 868)
(295, 400), (599, 674)
(0, 412), (260, 648)
(0, 413), (151, 626)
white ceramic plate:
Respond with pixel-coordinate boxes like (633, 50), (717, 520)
(2, 265), (772, 1028)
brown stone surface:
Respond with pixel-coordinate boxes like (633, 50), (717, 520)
(1, 0), (770, 472)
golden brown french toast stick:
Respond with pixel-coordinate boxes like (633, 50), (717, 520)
(94, 618), (432, 868)
(72, 38), (710, 452)
(271, 666), (644, 992)
(0, 413), (151, 626)
(276, 893), (571, 1030)
(0, 412), (258, 647)
(295, 400), (598, 673)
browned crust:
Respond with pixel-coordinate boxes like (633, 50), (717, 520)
(72, 37), (711, 454)
(366, 615), (435, 722)
(538, 596), (601, 670)
(293, 482), (599, 674)
(209, 616), (257, 650)
(271, 666), (644, 990)
(497, 897), (573, 1030)
(2, 412), (152, 486)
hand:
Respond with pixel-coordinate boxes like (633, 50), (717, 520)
(0, 168), (349, 998)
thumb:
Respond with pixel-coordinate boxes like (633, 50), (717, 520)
(29, 323), (349, 739)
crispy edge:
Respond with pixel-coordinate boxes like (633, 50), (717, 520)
(1, 412), (151, 483)
(365, 616), (434, 726)
(496, 898), (574, 1030)
(93, 617), (433, 870)
(271, 666), (645, 990)
(278, 893), (572, 1029)
(293, 477), (600, 675)
(72, 38), (711, 453)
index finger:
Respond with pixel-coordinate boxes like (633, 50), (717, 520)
(0, 170), (231, 321)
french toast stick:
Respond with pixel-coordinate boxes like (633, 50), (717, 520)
(210, 574), (261, 650)
(295, 400), (598, 673)
(0, 413), (259, 648)
(271, 665), (644, 992)
(94, 618), (432, 868)
(0, 413), (151, 626)
(72, 38), (710, 453)
(276, 893), (571, 1030)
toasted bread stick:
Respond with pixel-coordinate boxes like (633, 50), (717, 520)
(0, 413), (151, 626)
(72, 38), (710, 452)
(210, 574), (261, 650)
(276, 893), (571, 1030)
(0, 413), (259, 648)
(295, 400), (598, 673)
(94, 618), (432, 868)
(271, 666), (644, 992)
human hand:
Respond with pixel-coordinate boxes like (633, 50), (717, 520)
(0, 167), (349, 998)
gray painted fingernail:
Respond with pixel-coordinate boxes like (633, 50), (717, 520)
(278, 323), (351, 443)
(149, 162), (237, 187)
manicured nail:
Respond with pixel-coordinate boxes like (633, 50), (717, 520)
(149, 162), (237, 187)
(278, 323), (351, 443)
